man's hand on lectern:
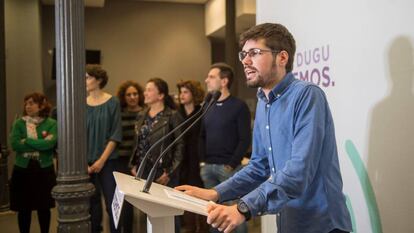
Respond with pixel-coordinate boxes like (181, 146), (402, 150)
(175, 185), (219, 202)
(206, 203), (245, 233)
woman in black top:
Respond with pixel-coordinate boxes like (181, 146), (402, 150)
(176, 80), (205, 187)
(177, 80), (208, 233)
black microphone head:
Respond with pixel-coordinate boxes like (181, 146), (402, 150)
(201, 91), (221, 111)
(211, 90), (222, 101)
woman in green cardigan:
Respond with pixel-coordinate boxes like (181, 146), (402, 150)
(9, 92), (57, 233)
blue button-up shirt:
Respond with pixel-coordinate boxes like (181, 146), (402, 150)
(215, 73), (352, 233)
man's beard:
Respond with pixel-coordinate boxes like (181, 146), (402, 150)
(246, 74), (265, 88)
(246, 63), (277, 89)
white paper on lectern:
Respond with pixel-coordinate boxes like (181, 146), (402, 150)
(111, 186), (125, 229)
(164, 189), (209, 207)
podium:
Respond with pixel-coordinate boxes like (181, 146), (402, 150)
(113, 172), (208, 233)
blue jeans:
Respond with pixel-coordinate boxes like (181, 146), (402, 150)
(90, 159), (119, 233)
(200, 164), (248, 233)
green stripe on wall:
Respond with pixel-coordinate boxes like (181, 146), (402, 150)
(345, 195), (357, 233)
(345, 140), (383, 233)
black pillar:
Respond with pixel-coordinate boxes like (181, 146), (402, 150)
(0, 0), (10, 212)
(51, 1), (94, 232)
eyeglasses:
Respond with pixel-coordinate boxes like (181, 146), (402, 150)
(238, 48), (280, 61)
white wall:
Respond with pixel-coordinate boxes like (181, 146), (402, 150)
(236, 0), (255, 17)
(205, 0), (225, 36)
(258, 0), (414, 232)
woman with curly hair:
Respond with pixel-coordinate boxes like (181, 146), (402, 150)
(115, 80), (144, 233)
(116, 80), (145, 166)
(9, 92), (57, 233)
(176, 80), (205, 187)
(176, 80), (208, 233)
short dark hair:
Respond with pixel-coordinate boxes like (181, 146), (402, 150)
(23, 92), (52, 118)
(116, 80), (145, 109)
(210, 62), (234, 89)
(86, 64), (108, 89)
(239, 23), (296, 73)
(177, 80), (205, 106)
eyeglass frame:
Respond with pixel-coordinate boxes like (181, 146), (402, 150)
(238, 48), (281, 61)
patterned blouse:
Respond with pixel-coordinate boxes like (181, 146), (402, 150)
(135, 111), (165, 166)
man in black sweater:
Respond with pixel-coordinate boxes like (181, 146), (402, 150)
(199, 62), (251, 233)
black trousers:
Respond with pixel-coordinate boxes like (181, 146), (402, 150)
(18, 209), (51, 233)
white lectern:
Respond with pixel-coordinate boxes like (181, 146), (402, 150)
(113, 172), (208, 233)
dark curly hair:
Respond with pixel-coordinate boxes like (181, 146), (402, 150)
(23, 92), (52, 118)
(239, 23), (296, 73)
(177, 80), (205, 106)
(86, 64), (108, 89)
(116, 80), (145, 109)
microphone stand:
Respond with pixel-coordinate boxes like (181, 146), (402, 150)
(134, 92), (213, 180)
(141, 91), (221, 193)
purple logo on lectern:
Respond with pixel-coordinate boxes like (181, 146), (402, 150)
(293, 44), (334, 87)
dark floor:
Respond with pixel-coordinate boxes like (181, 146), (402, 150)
(0, 208), (261, 233)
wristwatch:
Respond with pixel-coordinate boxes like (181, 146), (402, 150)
(237, 200), (251, 221)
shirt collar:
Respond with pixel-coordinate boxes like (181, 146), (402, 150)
(257, 72), (296, 103)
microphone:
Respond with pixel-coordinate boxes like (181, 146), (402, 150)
(202, 91), (213, 106)
(134, 92), (213, 180)
(141, 90), (221, 193)
(200, 91), (213, 109)
(209, 90), (222, 104)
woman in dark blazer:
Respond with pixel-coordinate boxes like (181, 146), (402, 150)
(130, 78), (184, 188)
